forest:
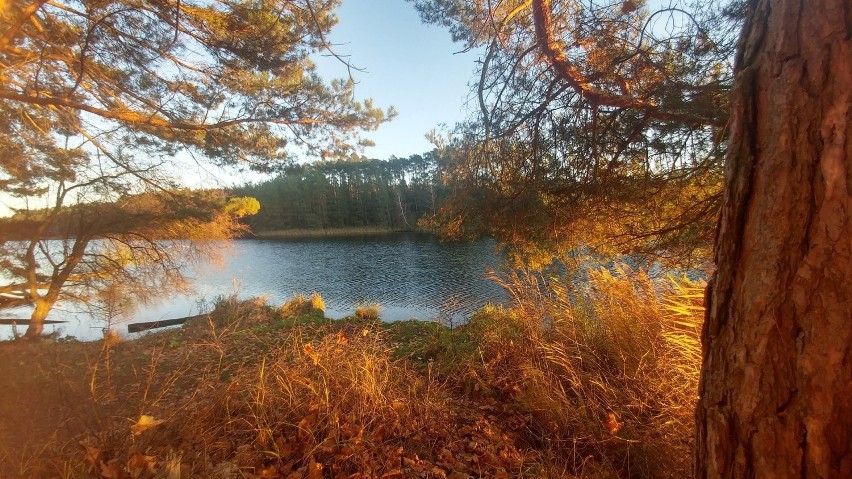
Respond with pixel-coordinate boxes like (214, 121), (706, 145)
(0, 0), (849, 478)
(233, 153), (447, 233)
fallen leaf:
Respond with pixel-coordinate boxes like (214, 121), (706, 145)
(259, 463), (281, 478)
(100, 458), (124, 478)
(297, 413), (318, 442)
(604, 411), (623, 435)
(80, 436), (102, 473)
(306, 456), (323, 479)
(130, 415), (166, 436)
(127, 453), (157, 478)
(430, 466), (448, 479)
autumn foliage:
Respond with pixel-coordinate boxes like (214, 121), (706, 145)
(1, 268), (702, 478)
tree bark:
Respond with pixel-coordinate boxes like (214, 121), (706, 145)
(22, 236), (88, 339)
(696, 0), (851, 477)
(23, 300), (52, 339)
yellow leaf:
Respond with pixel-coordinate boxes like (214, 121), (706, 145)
(130, 415), (166, 436)
(79, 436), (102, 473)
(604, 411), (623, 435)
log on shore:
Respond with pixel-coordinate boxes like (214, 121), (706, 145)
(0, 318), (67, 325)
(127, 314), (207, 333)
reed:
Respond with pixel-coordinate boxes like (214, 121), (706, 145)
(456, 265), (705, 477)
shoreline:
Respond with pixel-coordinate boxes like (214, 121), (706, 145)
(249, 226), (433, 239)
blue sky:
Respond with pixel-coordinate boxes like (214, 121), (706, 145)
(0, 1), (476, 215)
(314, 0), (478, 159)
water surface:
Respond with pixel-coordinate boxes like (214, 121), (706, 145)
(1, 234), (506, 340)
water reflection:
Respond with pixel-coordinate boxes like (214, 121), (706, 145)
(1, 234), (506, 340)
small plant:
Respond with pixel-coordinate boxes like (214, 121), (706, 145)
(309, 292), (325, 312)
(210, 294), (274, 326)
(102, 328), (122, 348)
(354, 302), (381, 320)
(279, 294), (314, 318)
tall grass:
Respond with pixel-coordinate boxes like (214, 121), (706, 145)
(164, 305), (477, 477)
(1, 277), (703, 478)
(460, 265), (705, 478)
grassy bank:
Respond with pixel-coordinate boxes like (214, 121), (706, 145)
(0, 268), (703, 478)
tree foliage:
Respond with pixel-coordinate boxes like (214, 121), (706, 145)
(410, 0), (744, 266)
(0, 0), (391, 180)
(0, 0), (391, 336)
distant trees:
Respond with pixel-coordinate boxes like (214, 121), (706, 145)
(0, 0), (391, 337)
(409, 0), (742, 266)
(236, 152), (446, 232)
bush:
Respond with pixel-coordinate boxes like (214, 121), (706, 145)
(210, 294), (276, 326)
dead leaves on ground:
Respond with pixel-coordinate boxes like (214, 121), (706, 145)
(68, 318), (544, 478)
(205, 400), (530, 479)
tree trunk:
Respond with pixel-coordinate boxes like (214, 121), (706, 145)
(24, 299), (52, 339)
(696, 0), (851, 477)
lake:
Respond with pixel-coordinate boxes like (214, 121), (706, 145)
(1, 234), (507, 341)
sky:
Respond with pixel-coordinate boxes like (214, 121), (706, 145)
(312, 0), (477, 160)
(0, 1), (476, 216)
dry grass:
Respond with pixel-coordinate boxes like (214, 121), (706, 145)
(0, 267), (703, 478)
(0, 295), (544, 478)
(178, 324), (443, 476)
(354, 303), (381, 321)
(456, 264), (705, 478)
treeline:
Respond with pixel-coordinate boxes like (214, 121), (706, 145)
(233, 152), (448, 232)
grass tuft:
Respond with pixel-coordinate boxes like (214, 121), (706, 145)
(309, 292), (325, 312)
(354, 303), (381, 321)
(279, 293), (325, 320)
